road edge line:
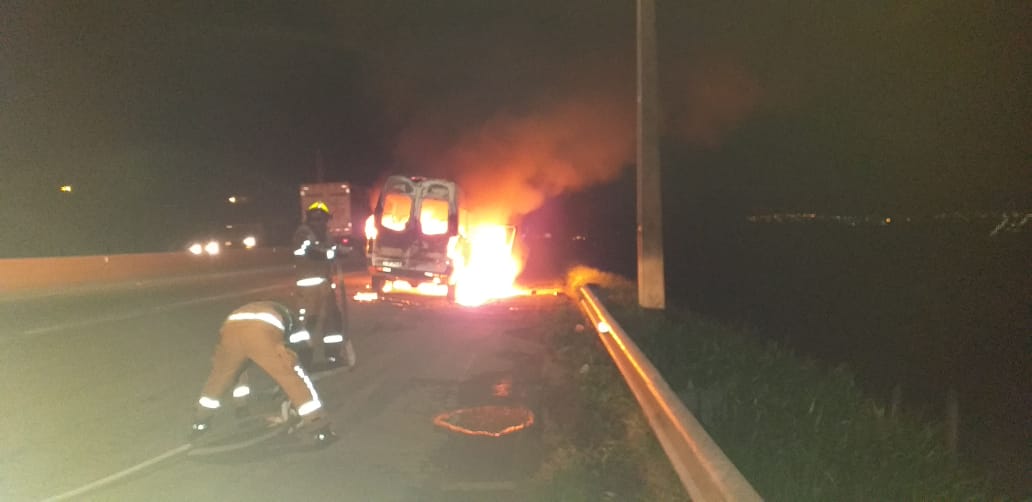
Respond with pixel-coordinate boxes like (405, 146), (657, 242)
(41, 443), (192, 501)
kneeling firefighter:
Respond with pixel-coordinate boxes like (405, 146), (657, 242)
(292, 201), (356, 369)
(191, 300), (335, 444)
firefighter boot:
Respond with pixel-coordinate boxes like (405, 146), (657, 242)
(290, 414), (337, 447)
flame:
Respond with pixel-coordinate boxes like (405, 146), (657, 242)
(364, 206), (525, 306)
(419, 198), (450, 235)
(386, 279), (449, 296)
(364, 215), (377, 240)
(382, 193), (412, 231)
(452, 223), (521, 307)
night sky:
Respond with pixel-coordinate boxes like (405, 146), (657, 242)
(1, 1), (1029, 256)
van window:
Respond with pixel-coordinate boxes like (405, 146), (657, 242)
(420, 198), (450, 235)
(382, 193), (413, 231)
(425, 183), (451, 198)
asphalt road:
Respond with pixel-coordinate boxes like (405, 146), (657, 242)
(0, 263), (568, 501)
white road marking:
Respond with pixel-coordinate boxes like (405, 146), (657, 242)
(41, 443), (193, 501)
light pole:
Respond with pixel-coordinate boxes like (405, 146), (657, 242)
(637, 0), (666, 309)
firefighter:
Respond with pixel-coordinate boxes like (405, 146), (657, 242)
(293, 201), (355, 369)
(191, 301), (335, 444)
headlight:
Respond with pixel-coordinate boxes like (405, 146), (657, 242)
(188, 243), (203, 255)
(204, 240), (220, 255)
(242, 236), (257, 248)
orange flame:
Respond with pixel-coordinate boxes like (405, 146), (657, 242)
(452, 223), (521, 306)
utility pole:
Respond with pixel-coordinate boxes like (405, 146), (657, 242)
(637, 0), (666, 309)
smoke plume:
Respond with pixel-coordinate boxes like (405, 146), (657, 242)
(393, 90), (635, 224)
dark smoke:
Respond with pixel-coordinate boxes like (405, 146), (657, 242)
(393, 90), (635, 224)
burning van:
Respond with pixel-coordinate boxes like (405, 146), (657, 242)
(367, 175), (471, 301)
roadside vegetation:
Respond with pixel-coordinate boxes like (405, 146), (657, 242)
(530, 266), (1004, 501)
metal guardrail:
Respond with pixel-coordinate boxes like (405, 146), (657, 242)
(577, 285), (763, 502)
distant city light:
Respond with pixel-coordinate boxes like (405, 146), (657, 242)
(59, 185), (73, 193)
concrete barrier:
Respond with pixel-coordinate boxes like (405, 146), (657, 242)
(0, 248), (292, 296)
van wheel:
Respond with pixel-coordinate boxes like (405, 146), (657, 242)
(371, 275), (385, 296)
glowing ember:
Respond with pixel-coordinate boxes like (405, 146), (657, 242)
(386, 280), (449, 297)
(492, 378), (512, 397)
(353, 291), (378, 302)
(432, 405), (535, 437)
(453, 224), (521, 306)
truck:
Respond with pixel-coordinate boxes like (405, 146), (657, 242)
(366, 175), (471, 301)
(299, 182), (355, 255)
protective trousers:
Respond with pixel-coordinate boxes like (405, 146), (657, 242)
(294, 278), (348, 360)
(196, 317), (326, 427)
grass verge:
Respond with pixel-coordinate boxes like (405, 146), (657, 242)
(530, 266), (1007, 501)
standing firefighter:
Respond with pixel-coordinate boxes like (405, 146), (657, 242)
(293, 201), (355, 369)
(191, 301), (335, 444)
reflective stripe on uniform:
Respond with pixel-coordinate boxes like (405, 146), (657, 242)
(297, 399), (323, 416)
(232, 385), (251, 398)
(293, 365), (319, 402)
(323, 334), (344, 344)
(227, 312), (285, 331)
(288, 330), (311, 343)
(296, 277), (326, 287)
(199, 396), (221, 409)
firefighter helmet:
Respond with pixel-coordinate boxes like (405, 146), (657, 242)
(307, 201), (330, 215)
(306, 202), (330, 223)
